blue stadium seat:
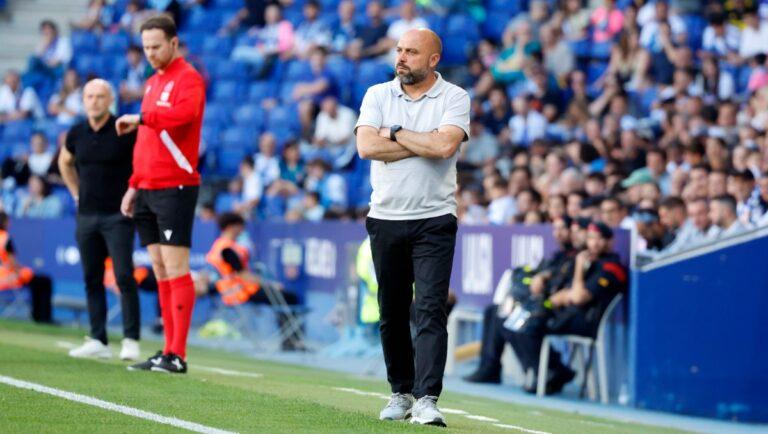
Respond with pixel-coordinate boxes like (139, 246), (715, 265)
(285, 60), (313, 82)
(482, 12), (511, 42)
(569, 39), (592, 58)
(423, 14), (445, 36)
(1, 121), (33, 142)
(270, 127), (297, 149)
(179, 32), (205, 54)
(202, 35), (234, 57)
(212, 60), (248, 80)
(279, 82), (298, 104)
(441, 35), (470, 66)
(233, 104), (266, 129)
(211, 0), (244, 9)
(100, 32), (130, 54)
(268, 105), (300, 133)
(202, 123), (222, 148)
(221, 126), (258, 149)
(73, 55), (108, 78)
(204, 102), (231, 125)
(212, 80), (243, 100)
(590, 41), (613, 61)
(70, 31), (100, 54)
(682, 14), (707, 52)
(445, 14), (480, 42)
(248, 81), (277, 102)
(586, 61), (609, 85)
(184, 8), (221, 32)
(216, 147), (247, 177)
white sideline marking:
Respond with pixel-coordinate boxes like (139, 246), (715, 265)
(441, 407), (468, 415)
(493, 423), (552, 434)
(194, 365), (263, 379)
(580, 420), (616, 428)
(465, 415), (499, 422)
(56, 341), (77, 349)
(332, 387), (390, 400)
(0, 375), (237, 434)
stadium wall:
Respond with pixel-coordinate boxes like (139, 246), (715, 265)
(631, 227), (768, 423)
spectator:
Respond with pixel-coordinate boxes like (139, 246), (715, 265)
(15, 175), (62, 218)
(509, 95), (547, 147)
(489, 22), (540, 87)
(28, 20), (72, 81)
(286, 191), (325, 222)
(384, 0), (427, 64)
(709, 194), (752, 238)
(231, 4), (295, 74)
(311, 95), (357, 169)
(70, 0), (112, 32)
(234, 156), (262, 219)
(215, 178), (244, 214)
(513, 188), (542, 223)
(487, 178), (516, 225)
(589, 0), (624, 44)
(119, 46), (149, 114)
(599, 196), (632, 229)
(694, 57), (735, 103)
(552, 0), (590, 42)
(739, 9), (768, 60)
(540, 25), (575, 81)
(220, 0), (274, 35)
(480, 87), (512, 138)
(639, 1), (687, 84)
(350, 1), (389, 60)
(292, 47), (336, 136)
(304, 158), (347, 213)
(254, 132), (281, 188)
(701, 12), (740, 62)
(118, 0), (150, 35)
(47, 69), (83, 127)
(503, 0), (550, 46)
(633, 207), (673, 254)
(460, 118), (499, 167)
(0, 70), (43, 122)
(330, 0), (357, 55)
(603, 31), (643, 88)
(658, 195), (688, 245)
(278, 141), (305, 186)
(730, 170), (762, 224)
(27, 133), (54, 177)
(292, 0), (332, 59)
(757, 173), (768, 225)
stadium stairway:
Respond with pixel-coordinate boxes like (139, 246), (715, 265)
(0, 0), (86, 73)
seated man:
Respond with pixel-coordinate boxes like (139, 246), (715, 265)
(195, 212), (304, 350)
(463, 216), (577, 384)
(0, 211), (52, 323)
(507, 222), (626, 394)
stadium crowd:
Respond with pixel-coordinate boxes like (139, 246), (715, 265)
(1, 0), (768, 259)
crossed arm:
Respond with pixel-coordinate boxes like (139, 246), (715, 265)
(356, 124), (466, 162)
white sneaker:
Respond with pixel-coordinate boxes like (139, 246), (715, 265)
(68, 337), (112, 359)
(379, 393), (414, 420)
(119, 338), (140, 361)
(410, 396), (446, 427)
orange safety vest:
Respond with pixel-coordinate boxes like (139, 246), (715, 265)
(0, 230), (34, 291)
(103, 257), (150, 294)
(205, 237), (259, 305)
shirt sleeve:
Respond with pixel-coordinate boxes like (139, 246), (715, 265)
(64, 129), (75, 154)
(141, 71), (205, 130)
(440, 89), (471, 142)
(584, 261), (626, 299)
(354, 87), (383, 134)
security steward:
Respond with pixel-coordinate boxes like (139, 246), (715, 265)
(59, 79), (140, 361)
(463, 216), (578, 384)
(507, 221), (627, 394)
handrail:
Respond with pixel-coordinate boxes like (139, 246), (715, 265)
(638, 224), (768, 272)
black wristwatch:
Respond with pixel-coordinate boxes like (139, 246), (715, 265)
(390, 125), (403, 142)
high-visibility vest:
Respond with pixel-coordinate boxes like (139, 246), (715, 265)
(205, 237), (260, 305)
(356, 237), (379, 324)
(103, 257), (149, 294)
(0, 230), (34, 291)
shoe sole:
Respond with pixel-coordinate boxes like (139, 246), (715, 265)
(410, 417), (446, 427)
(150, 367), (186, 374)
(379, 410), (411, 421)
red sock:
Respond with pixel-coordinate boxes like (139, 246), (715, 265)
(168, 274), (196, 360)
(157, 279), (174, 355)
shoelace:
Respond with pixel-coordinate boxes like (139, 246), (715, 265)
(387, 394), (411, 408)
(414, 396), (438, 411)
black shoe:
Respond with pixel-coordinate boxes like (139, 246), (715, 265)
(127, 351), (164, 372)
(150, 353), (187, 374)
(462, 368), (501, 384)
(545, 367), (576, 395)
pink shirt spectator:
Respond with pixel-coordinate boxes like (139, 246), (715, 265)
(748, 68), (768, 92)
(590, 6), (624, 43)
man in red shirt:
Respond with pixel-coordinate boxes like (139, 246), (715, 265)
(116, 15), (205, 374)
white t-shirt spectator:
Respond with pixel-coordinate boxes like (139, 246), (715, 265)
(739, 21), (768, 58)
(48, 89), (83, 126)
(242, 171), (263, 204)
(254, 153), (280, 187)
(702, 24), (740, 57)
(37, 37), (72, 66)
(28, 151), (54, 177)
(509, 110), (547, 146)
(639, 16), (686, 51)
(0, 85), (43, 119)
(314, 104), (357, 147)
(487, 196), (517, 225)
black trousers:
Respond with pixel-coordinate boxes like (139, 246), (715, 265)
(29, 275), (53, 323)
(366, 214), (458, 399)
(75, 213), (139, 344)
(475, 304), (506, 375)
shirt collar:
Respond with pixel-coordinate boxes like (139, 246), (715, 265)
(390, 71), (445, 100)
(159, 57), (185, 75)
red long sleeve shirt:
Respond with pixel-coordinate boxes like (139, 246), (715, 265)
(129, 57), (206, 190)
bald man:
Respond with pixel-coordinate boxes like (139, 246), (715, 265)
(59, 79), (141, 362)
(355, 29), (470, 427)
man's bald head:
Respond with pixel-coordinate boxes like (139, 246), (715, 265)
(395, 28), (442, 85)
(83, 78), (114, 121)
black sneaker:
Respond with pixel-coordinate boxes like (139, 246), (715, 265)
(127, 351), (164, 372)
(462, 367), (501, 384)
(150, 353), (187, 374)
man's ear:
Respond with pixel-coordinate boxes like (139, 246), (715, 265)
(430, 53), (441, 68)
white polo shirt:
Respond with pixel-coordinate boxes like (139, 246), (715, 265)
(355, 72), (470, 220)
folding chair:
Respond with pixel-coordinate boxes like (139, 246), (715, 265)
(0, 288), (29, 319)
(536, 294), (624, 403)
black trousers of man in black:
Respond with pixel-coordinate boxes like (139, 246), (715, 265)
(366, 214), (457, 399)
(76, 213), (139, 344)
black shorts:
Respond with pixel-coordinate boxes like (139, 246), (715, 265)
(134, 186), (198, 248)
